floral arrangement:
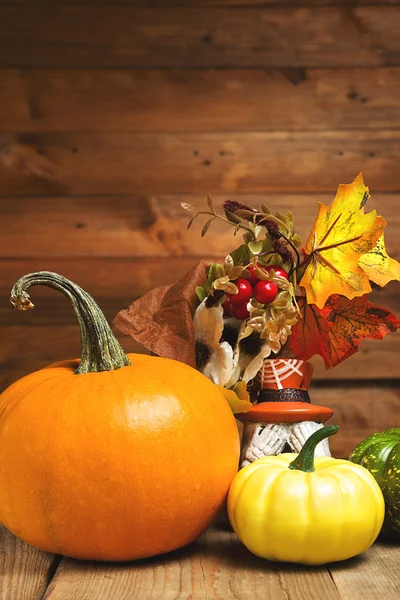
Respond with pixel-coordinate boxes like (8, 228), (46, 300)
(3, 175), (397, 567)
(181, 174), (400, 408)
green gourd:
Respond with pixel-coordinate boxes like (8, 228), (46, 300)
(349, 429), (400, 537)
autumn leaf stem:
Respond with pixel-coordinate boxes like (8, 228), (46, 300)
(317, 235), (364, 253)
(295, 234), (363, 277)
(317, 212), (342, 247)
(315, 252), (341, 275)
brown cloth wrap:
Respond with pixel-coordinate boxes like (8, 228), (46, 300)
(113, 261), (208, 368)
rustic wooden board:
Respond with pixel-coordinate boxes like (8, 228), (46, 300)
(3, 67), (400, 133)
(0, 257), (205, 298)
(0, 256), (398, 388)
(312, 386), (400, 457)
(0, 526), (60, 600)
(0, 193), (399, 258)
(329, 542), (400, 600)
(0, 0), (394, 5)
(0, 525), (398, 600)
(42, 529), (341, 600)
(1, 316), (399, 391)
(0, 6), (399, 68)
(0, 325), (144, 393)
(1, 286), (398, 326)
(0, 256), (398, 306)
(1, 130), (399, 196)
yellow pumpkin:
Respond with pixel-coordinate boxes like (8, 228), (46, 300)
(0, 271), (240, 561)
(228, 426), (384, 565)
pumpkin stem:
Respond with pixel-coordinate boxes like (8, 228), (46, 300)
(10, 272), (131, 374)
(288, 425), (339, 473)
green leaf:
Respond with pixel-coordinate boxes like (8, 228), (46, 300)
(248, 240), (263, 255)
(268, 254), (284, 266)
(215, 263), (225, 278)
(275, 211), (288, 224)
(207, 194), (214, 212)
(261, 203), (271, 214)
(243, 232), (253, 244)
(254, 266), (269, 280)
(233, 223), (241, 236)
(230, 244), (252, 266)
(286, 211), (294, 223)
(187, 214), (197, 230)
(272, 299), (288, 309)
(201, 218), (214, 237)
(261, 237), (273, 252)
(204, 263), (216, 293)
(225, 209), (242, 224)
(206, 263), (216, 279)
(292, 233), (302, 248)
(229, 266), (244, 280)
(235, 209), (256, 220)
(195, 286), (207, 302)
(254, 225), (262, 238)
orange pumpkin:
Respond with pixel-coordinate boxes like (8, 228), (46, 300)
(0, 272), (240, 561)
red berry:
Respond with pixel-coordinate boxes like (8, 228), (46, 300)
(246, 262), (263, 286)
(253, 281), (278, 305)
(230, 278), (253, 304)
(264, 265), (288, 280)
(231, 301), (249, 320)
(222, 296), (232, 315)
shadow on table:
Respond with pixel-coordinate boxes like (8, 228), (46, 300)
(59, 525), (367, 577)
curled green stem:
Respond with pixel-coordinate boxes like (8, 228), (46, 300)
(10, 272), (131, 375)
(289, 425), (339, 473)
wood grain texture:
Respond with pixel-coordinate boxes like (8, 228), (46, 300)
(0, 525), (398, 600)
(0, 321), (393, 389)
(329, 542), (400, 600)
(3, 67), (400, 133)
(1, 286), (398, 325)
(1, 323), (399, 391)
(1, 130), (400, 196)
(0, 326), (145, 393)
(0, 257), (398, 389)
(0, 256), (398, 305)
(0, 0), (396, 6)
(1, 193), (399, 258)
(0, 257), (203, 298)
(0, 526), (60, 600)
(1, 322), (399, 387)
(1, 6), (400, 68)
(41, 529), (341, 600)
(311, 386), (400, 457)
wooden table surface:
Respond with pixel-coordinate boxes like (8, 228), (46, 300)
(1, 524), (399, 600)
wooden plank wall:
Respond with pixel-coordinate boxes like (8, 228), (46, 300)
(0, 0), (399, 457)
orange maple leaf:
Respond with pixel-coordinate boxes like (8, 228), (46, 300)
(289, 297), (334, 367)
(290, 295), (400, 369)
(301, 174), (386, 309)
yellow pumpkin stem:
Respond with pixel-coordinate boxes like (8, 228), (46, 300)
(289, 425), (339, 473)
(10, 271), (131, 374)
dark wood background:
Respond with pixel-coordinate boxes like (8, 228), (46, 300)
(0, 0), (399, 457)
